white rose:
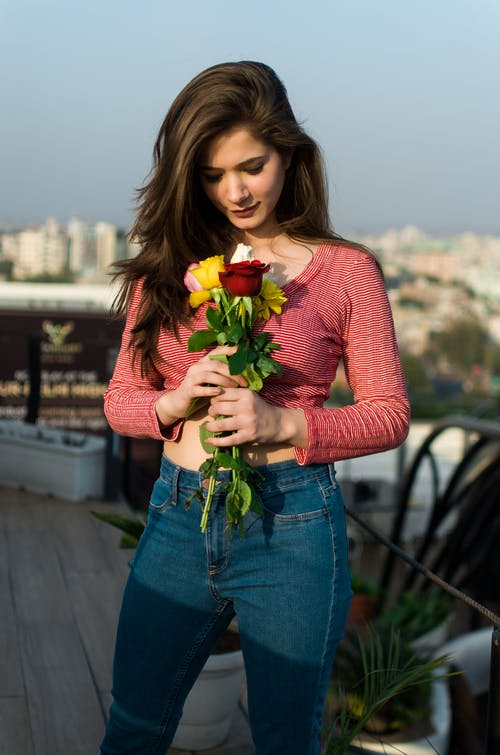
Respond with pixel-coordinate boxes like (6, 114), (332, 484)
(230, 243), (254, 263)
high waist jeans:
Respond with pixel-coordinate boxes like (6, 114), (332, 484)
(100, 455), (352, 755)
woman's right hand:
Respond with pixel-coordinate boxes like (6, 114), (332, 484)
(154, 345), (247, 428)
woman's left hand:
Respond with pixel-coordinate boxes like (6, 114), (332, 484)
(204, 388), (306, 447)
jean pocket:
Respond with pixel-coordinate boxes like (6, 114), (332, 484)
(149, 475), (176, 512)
(261, 478), (328, 522)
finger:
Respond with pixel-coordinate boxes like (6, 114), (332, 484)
(189, 385), (221, 398)
(201, 374), (244, 390)
(204, 414), (240, 433)
(206, 344), (238, 357)
(206, 429), (249, 447)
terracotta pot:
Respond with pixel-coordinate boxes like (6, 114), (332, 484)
(347, 594), (378, 627)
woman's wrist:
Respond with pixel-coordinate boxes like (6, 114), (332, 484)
(155, 390), (186, 429)
(274, 407), (308, 448)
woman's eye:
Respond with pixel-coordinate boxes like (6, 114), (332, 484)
(247, 165), (263, 175)
(202, 174), (222, 184)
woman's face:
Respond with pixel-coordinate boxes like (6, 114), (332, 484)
(199, 127), (289, 238)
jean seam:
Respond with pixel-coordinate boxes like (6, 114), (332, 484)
(263, 508), (327, 522)
(153, 603), (232, 753)
(308, 490), (341, 753)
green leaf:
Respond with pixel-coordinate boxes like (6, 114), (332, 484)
(236, 480), (252, 516)
(199, 422), (219, 454)
(91, 510), (146, 546)
(216, 332), (228, 345)
(185, 489), (203, 509)
(209, 353), (228, 364)
(252, 332), (268, 350)
(216, 451), (239, 469)
(228, 344), (248, 374)
(246, 347), (257, 363)
(199, 457), (218, 475)
(241, 296), (253, 317)
(187, 330), (218, 352)
(185, 397), (200, 419)
(257, 354), (283, 377)
(120, 533), (141, 549)
(250, 486), (264, 515)
(242, 364), (263, 391)
(206, 307), (223, 330)
(225, 489), (239, 521)
(226, 322), (245, 344)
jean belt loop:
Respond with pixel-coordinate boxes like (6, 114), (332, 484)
(327, 462), (337, 489)
(171, 464), (181, 506)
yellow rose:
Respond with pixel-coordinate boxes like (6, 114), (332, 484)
(253, 278), (287, 320)
(190, 255), (225, 290)
(189, 290), (213, 308)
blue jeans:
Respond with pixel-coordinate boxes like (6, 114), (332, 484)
(100, 455), (352, 755)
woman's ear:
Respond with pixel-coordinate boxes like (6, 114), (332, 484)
(283, 150), (293, 170)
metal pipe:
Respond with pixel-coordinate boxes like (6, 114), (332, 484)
(486, 627), (500, 755)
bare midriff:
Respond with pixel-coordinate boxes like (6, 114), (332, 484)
(162, 407), (296, 471)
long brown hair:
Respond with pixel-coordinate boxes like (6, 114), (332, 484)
(115, 61), (347, 372)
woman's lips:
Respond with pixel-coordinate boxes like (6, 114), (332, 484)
(231, 203), (259, 218)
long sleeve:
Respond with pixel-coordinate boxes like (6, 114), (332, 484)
(294, 254), (410, 465)
(103, 282), (183, 441)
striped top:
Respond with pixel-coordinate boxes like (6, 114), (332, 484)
(104, 242), (410, 465)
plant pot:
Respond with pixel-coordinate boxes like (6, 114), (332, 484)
(172, 649), (245, 751)
(347, 677), (451, 754)
(439, 627), (491, 696)
(346, 594), (378, 627)
(412, 616), (452, 655)
(0, 420), (105, 501)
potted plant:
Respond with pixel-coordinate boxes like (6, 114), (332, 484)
(377, 588), (452, 652)
(91, 509), (245, 750)
(347, 573), (382, 627)
(0, 419), (105, 501)
(323, 624), (453, 754)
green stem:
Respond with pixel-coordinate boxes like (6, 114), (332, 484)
(200, 451), (219, 533)
(232, 444), (240, 490)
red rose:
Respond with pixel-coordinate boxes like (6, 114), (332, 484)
(219, 260), (271, 296)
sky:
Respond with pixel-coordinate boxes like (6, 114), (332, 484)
(1, 0), (499, 236)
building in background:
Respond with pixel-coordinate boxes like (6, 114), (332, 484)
(13, 218), (67, 278)
(0, 217), (136, 280)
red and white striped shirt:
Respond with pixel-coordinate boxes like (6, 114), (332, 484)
(104, 242), (410, 464)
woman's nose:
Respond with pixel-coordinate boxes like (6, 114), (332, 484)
(225, 174), (250, 204)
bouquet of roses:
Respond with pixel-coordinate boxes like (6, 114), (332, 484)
(184, 244), (287, 536)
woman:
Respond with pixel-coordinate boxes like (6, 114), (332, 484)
(101, 60), (410, 754)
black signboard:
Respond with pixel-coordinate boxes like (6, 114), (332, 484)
(0, 309), (123, 432)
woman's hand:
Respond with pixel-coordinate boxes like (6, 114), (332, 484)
(155, 345), (247, 428)
(204, 387), (307, 448)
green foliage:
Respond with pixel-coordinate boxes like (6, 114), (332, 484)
(324, 625), (453, 754)
(90, 510), (146, 549)
(350, 573), (382, 599)
(398, 296), (425, 310)
(427, 316), (490, 374)
(187, 329), (218, 351)
(377, 589), (451, 643)
(19, 268), (76, 283)
(186, 289), (283, 536)
(400, 353), (433, 396)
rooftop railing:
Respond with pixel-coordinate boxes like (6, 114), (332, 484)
(346, 415), (500, 754)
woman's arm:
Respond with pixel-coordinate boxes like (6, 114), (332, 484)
(204, 253), (409, 462)
(294, 254), (410, 464)
(104, 281), (247, 439)
(103, 284), (175, 440)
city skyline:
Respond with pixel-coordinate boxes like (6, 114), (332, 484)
(1, 1), (500, 236)
(2, 215), (500, 287)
